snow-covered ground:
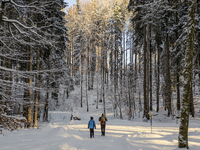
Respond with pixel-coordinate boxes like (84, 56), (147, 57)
(0, 104), (200, 150)
(1, 83), (200, 150)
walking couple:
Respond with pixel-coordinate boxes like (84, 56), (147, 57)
(88, 113), (108, 138)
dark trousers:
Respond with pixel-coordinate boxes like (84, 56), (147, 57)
(90, 129), (94, 138)
(101, 125), (105, 136)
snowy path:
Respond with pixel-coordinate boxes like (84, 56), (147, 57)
(0, 110), (200, 150)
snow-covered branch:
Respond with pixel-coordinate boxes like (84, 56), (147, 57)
(2, 16), (34, 29)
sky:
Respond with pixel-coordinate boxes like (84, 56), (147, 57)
(65, 0), (77, 7)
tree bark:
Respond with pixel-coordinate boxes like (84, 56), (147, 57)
(177, 61), (181, 112)
(134, 50), (137, 111)
(90, 42), (96, 90)
(44, 58), (50, 122)
(114, 33), (118, 117)
(119, 35), (123, 119)
(165, 25), (171, 117)
(5, 58), (12, 109)
(86, 64), (89, 112)
(149, 25), (152, 111)
(190, 85), (194, 117)
(199, 54), (200, 102)
(96, 46), (100, 109)
(0, 48), (5, 103)
(156, 46), (160, 112)
(102, 47), (105, 115)
(0, 2), (6, 27)
(23, 55), (31, 128)
(175, 5), (181, 114)
(80, 55), (83, 107)
(146, 24), (150, 119)
(143, 25), (148, 119)
(123, 31), (126, 82)
(178, 0), (196, 148)
(87, 45), (90, 91)
(139, 51), (142, 115)
(34, 47), (39, 127)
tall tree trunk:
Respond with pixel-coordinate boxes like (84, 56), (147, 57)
(190, 85), (194, 117)
(102, 48), (105, 114)
(128, 84), (131, 120)
(143, 26), (148, 119)
(127, 33), (131, 108)
(123, 31), (126, 81)
(91, 42), (96, 90)
(44, 56), (50, 122)
(5, 58), (12, 110)
(175, 0), (181, 114)
(114, 33), (118, 118)
(156, 46), (160, 112)
(23, 54), (31, 128)
(110, 42), (113, 92)
(165, 24), (171, 117)
(96, 72), (99, 109)
(96, 46), (100, 109)
(139, 51), (142, 115)
(149, 25), (152, 111)
(146, 24), (150, 119)
(198, 1), (200, 102)
(128, 57), (133, 119)
(27, 45), (32, 127)
(128, 34), (133, 119)
(149, 52), (153, 111)
(87, 46), (90, 91)
(86, 48), (89, 112)
(199, 54), (200, 101)
(119, 42), (123, 119)
(0, 49), (5, 103)
(134, 51), (137, 111)
(80, 55), (83, 107)
(34, 47), (39, 127)
(86, 66), (89, 112)
(100, 44), (102, 105)
(0, 2), (6, 27)
(177, 61), (181, 113)
(71, 37), (74, 76)
(178, 0), (196, 148)
(125, 35), (128, 75)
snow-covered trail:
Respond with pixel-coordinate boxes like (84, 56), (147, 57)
(1, 110), (200, 150)
(61, 115), (200, 150)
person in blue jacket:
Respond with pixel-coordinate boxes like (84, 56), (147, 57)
(88, 116), (96, 138)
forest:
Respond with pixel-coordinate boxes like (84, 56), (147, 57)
(0, 0), (200, 149)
